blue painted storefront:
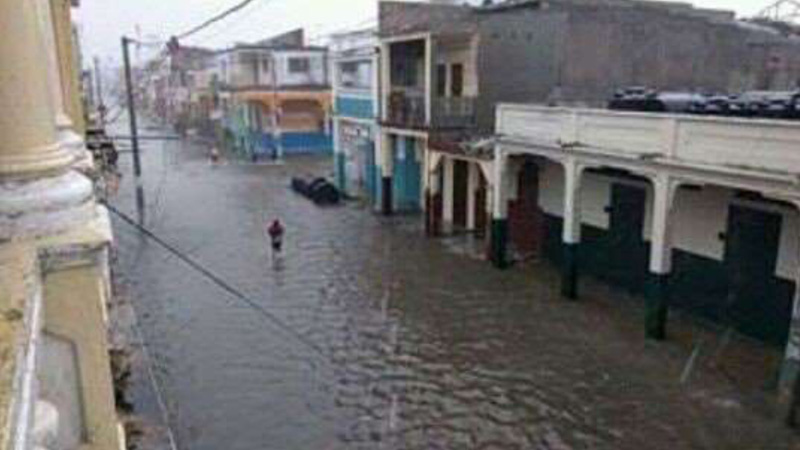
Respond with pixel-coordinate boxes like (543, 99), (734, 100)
(222, 103), (332, 159)
(335, 136), (378, 202)
(334, 93), (378, 202)
(251, 132), (333, 157)
(392, 137), (422, 212)
(335, 96), (375, 121)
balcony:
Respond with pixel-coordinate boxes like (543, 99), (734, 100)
(497, 104), (800, 180)
(385, 93), (477, 130)
(432, 96), (476, 129)
(386, 90), (426, 129)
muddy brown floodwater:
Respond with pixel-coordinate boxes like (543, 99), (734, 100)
(110, 126), (800, 450)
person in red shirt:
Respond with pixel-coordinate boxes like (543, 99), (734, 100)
(267, 219), (284, 254)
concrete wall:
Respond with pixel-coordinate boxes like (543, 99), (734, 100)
(379, 1), (475, 38)
(384, 0), (800, 127)
(42, 258), (121, 450)
(554, 3), (800, 105)
(476, 9), (565, 128)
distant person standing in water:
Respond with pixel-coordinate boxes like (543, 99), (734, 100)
(267, 219), (285, 256)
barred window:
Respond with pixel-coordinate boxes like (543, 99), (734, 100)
(288, 57), (310, 73)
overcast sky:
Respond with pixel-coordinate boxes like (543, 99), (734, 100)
(75, 0), (772, 65)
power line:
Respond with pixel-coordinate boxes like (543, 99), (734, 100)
(176, 0), (263, 40)
(189, 0), (272, 45)
(103, 200), (329, 359)
(308, 16), (377, 43)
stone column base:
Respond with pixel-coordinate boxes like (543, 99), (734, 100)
(645, 273), (670, 340)
(490, 218), (508, 269)
(381, 176), (393, 216)
(561, 242), (580, 300)
(0, 170), (94, 241)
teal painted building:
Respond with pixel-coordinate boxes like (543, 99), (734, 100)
(391, 136), (423, 212)
(331, 29), (380, 203)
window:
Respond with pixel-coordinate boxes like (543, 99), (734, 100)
(392, 59), (418, 87)
(288, 57), (310, 73)
(436, 64), (447, 97)
(450, 64), (464, 98)
(339, 61), (372, 89)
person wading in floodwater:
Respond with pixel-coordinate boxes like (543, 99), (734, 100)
(267, 219), (285, 260)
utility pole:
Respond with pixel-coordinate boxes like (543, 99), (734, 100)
(122, 36), (145, 223)
(94, 56), (105, 127)
(270, 52), (283, 160)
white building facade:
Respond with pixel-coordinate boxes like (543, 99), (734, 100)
(492, 104), (800, 411)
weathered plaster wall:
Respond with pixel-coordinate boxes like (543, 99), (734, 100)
(476, 9), (565, 128)
(379, 1), (475, 38)
(555, 3), (800, 105)
(42, 260), (120, 450)
(39, 333), (82, 449)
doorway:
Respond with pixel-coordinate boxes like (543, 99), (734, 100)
(724, 205), (786, 343)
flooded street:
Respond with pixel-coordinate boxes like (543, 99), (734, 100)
(109, 129), (799, 450)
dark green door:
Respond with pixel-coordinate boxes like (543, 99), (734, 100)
(724, 206), (784, 343)
(603, 184), (648, 293)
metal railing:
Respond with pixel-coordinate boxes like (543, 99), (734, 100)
(432, 96), (476, 128)
(386, 90), (426, 129)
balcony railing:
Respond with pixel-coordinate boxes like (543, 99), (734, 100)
(386, 90), (426, 129)
(385, 92), (477, 130)
(432, 96), (476, 129)
(497, 104), (800, 178)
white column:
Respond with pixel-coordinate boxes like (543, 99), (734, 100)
(424, 36), (433, 126)
(380, 43), (390, 122)
(467, 162), (478, 230)
(562, 158), (583, 245)
(0, 0), (94, 240)
(324, 102), (332, 135)
(35, 0), (71, 132)
(333, 119), (342, 155)
(372, 51), (380, 122)
(442, 157), (455, 233)
(333, 119), (343, 190)
(649, 173), (677, 275)
(490, 148), (510, 267)
(430, 167), (441, 195)
(560, 157), (584, 298)
(492, 148), (509, 220)
(382, 132), (393, 178)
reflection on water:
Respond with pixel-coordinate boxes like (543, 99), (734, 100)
(111, 133), (797, 450)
